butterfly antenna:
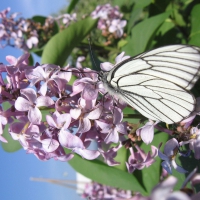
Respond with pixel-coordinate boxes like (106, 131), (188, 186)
(88, 37), (98, 71)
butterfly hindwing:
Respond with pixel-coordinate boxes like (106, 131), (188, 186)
(117, 76), (195, 124)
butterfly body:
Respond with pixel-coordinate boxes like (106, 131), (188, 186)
(100, 45), (200, 124)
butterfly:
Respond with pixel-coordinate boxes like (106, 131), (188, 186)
(99, 45), (200, 124)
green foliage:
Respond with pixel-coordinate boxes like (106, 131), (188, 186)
(122, 12), (170, 56)
(66, 0), (80, 13)
(1, 124), (22, 152)
(41, 17), (97, 66)
(66, 149), (147, 195)
(189, 4), (200, 46)
(1, 102), (22, 152)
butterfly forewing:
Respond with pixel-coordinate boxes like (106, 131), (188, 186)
(104, 45), (200, 124)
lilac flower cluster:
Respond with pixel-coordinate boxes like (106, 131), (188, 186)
(82, 168), (200, 200)
(157, 114), (200, 174)
(91, 4), (127, 39)
(0, 52), (131, 163)
(1, 50), (200, 174)
(54, 13), (76, 29)
(0, 7), (39, 50)
(82, 182), (133, 200)
(1, 5), (126, 51)
(0, 7), (76, 51)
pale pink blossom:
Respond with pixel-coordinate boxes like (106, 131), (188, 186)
(158, 139), (188, 174)
(15, 88), (54, 124)
(136, 120), (159, 144)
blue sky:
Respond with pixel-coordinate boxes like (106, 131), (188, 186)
(0, 1), (83, 200)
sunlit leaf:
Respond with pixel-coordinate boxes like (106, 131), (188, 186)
(67, 0), (80, 13)
(41, 18), (97, 66)
(66, 149), (147, 194)
(1, 102), (22, 152)
(122, 12), (170, 56)
(189, 4), (200, 46)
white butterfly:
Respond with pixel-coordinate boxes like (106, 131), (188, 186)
(100, 45), (200, 124)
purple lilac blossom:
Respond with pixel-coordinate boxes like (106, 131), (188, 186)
(0, 52), (130, 163)
(158, 138), (188, 174)
(82, 181), (133, 200)
(136, 119), (159, 144)
(0, 50), (199, 176)
(179, 126), (200, 159)
(91, 4), (127, 38)
(0, 7), (76, 51)
(126, 145), (158, 173)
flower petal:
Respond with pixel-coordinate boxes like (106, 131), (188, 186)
(151, 176), (177, 200)
(39, 82), (48, 96)
(164, 138), (179, 156)
(70, 108), (81, 119)
(104, 129), (119, 144)
(46, 115), (58, 128)
(59, 129), (84, 149)
(21, 88), (37, 104)
(171, 160), (188, 173)
(28, 107), (42, 124)
(6, 55), (17, 65)
(168, 191), (191, 200)
(74, 148), (100, 160)
(82, 84), (98, 100)
(77, 118), (91, 133)
(15, 97), (32, 111)
(36, 96), (54, 107)
(55, 154), (74, 162)
(100, 62), (114, 71)
(0, 135), (8, 143)
(42, 139), (59, 152)
(161, 160), (172, 174)
(84, 106), (102, 120)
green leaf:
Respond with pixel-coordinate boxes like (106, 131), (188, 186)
(173, 9), (186, 27)
(32, 47), (44, 57)
(133, 0), (151, 9)
(122, 12), (170, 56)
(114, 0), (135, 12)
(41, 109), (52, 122)
(149, 0), (171, 16)
(67, 0), (80, 13)
(1, 102), (22, 152)
(32, 15), (47, 24)
(127, 8), (143, 35)
(173, 148), (200, 190)
(41, 18), (97, 66)
(123, 107), (142, 124)
(152, 19), (182, 48)
(28, 54), (34, 66)
(113, 145), (129, 171)
(189, 4), (200, 46)
(114, 0), (151, 12)
(67, 150), (147, 194)
(117, 39), (128, 48)
(1, 124), (22, 152)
